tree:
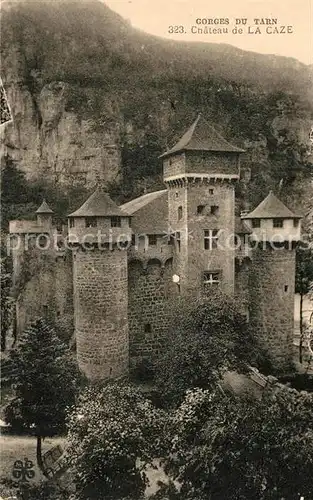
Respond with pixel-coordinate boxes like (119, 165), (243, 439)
(0, 232), (13, 351)
(154, 292), (270, 407)
(296, 245), (313, 363)
(156, 385), (313, 500)
(4, 318), (82, 473)
(66, 383), (166, 500)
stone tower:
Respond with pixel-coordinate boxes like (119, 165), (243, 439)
(68, 189), (132, 381)
(161, 114), (245, 297)
(242, 191), (302, 369)
(35, 199), (54, 227)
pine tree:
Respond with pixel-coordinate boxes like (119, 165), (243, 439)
(4, 318), (81, 473)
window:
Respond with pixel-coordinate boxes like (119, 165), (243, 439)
(178, 206), (183, 220)
(128, 217), (132, 227)
(203, 271), (220, 286)
(284, 285), (289, 292)
(85, 217), (97, 228)
(176, 231), (181, 252)
(69, 218), (75, 228)
(144, 323), (152, 333)
(204, 229), (219, 250)
(252, 219), (261, 228)
(175, 191), (179, 198)
(209, 189), (214, 195)
(197, 205), (205, 215)
(273, 219), (284, 228)
(111, 216), (121, 228)
(293, 219), (299, 228)
(210, 205), (219, 216)
(148, 234), (157, 246)
(43, 305), (48, 317)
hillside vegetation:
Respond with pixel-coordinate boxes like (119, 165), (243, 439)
(1, 0), (312, 213)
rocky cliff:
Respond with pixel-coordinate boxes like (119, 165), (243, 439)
(1, 0), (312, 198)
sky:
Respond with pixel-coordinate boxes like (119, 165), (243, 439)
(105, 0), (313, 65)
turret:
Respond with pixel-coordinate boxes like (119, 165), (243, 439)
(35, 199), (54, 228)
(68, 189), (132, 381)
(242, 191), (302, 370)
(242, 190), (301, 246)
(161, 114), (245, 297)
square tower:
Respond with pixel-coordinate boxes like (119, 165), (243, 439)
(161, 114), (245, 297)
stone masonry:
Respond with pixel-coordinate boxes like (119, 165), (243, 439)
(9, 115), (302, 379)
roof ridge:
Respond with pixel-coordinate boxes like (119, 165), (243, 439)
(160, 114), (245, 157)
(242, 191), (301, 219)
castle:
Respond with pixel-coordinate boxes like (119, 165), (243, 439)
(9, 115), (302, 380)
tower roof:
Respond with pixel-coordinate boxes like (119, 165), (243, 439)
(160, 114), (245, 158)
(242, 191), (302, 219)
(68, 189), (127, 217)
(35, 199), (54, 214)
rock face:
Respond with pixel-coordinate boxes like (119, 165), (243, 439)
(2, 78), (121, 187)
(1, 0), (312, 194)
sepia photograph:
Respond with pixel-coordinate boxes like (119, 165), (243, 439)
(0, 0), (313, 498)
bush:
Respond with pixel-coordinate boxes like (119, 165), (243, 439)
(66, 382), (166, 500)
(154, 292), (270, 407)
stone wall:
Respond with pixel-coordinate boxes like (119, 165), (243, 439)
(249, 246), (296, 370)
(128, 257), (175, 367)
(73, 247), (129, 381)
(163, 153), (186, 179)
(186, 151), (239, 176)
(167, 181), (235, 297)
(235, 256), (251, 317)
(11, 235), (74, 340)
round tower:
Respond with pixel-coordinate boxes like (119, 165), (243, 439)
(242, 191), (302, 370)
(160, 114), (245, 297)
(68, 189), (132, 381)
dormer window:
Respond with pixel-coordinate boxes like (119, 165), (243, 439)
(85, 217), (97, 228)
(252, 219), (260, 228)
(273, 219), (284, 228)
(111, 216), (121, 228)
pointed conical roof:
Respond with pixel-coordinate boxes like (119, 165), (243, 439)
(35, 199), (54, 214)
(160, 114), (245, 158)
(68, 188), (128, 217)
(242, 191), (301, 219)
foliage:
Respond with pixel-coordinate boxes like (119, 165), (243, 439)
(0, 479), (71, 500)
(154, 292), (271, 407)
(1, 154), (90, 228)
(296, 245), (313, 296)
(155, 385), (313, 500)
(2, 1), (313, 208)
(4, 319), (82, 470)
(66, 383), (166, 500)
(295, 244), (313, 362)
(1, 231), (14, 351)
